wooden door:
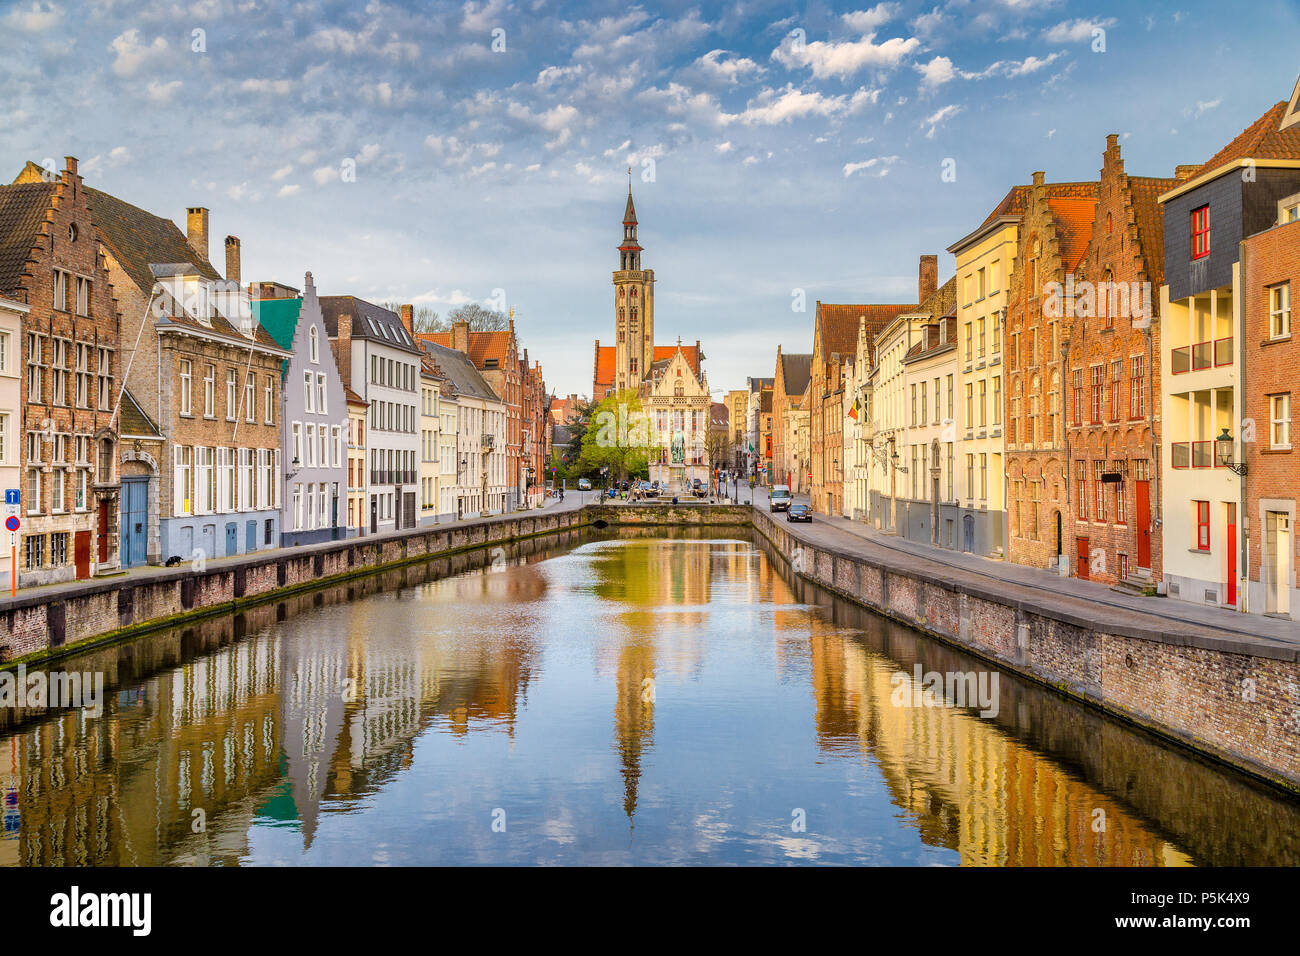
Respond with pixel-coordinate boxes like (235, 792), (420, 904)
(1135, 480), (1151, 568)
(1226, 503), (1237, 605)
(74, 530), (91, 579)
(1076, 536), (1090, 580)
(97, 499), (110, 563)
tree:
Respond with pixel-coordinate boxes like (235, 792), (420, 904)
(378, 301), (441, 333)
(447, 302), (509, 331)
(575, 389), (658, 481)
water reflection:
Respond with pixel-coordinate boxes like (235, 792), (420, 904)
(0, 530), (1297, 866)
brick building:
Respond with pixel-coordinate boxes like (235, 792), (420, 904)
(1, 157), (122, 585)
(86, 190), (287, 564)
(1158, 78), (1300, 612)
(808, 264), (921, 514)
(772, 346), (811, 488)
(1004, 172), (1098, 571)
(1242, 215), (1300, 616)
(1065, 137), (1177, 585)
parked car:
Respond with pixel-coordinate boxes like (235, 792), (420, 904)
(786, 504), (813, 523)
(577, 478), (591, 490)
(691, 478), (706, 498)
(769, 484), (792, 512)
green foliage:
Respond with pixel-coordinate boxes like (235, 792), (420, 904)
(575, 389), (658, 481)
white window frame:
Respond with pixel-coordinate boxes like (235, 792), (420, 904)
(1270, 393), (1292, 449)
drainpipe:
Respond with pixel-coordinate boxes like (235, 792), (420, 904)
(1236, 247), (1249, 614)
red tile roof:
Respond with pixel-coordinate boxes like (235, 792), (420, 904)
(979, 181), (1098, 228)
(593, 345), (615, 395)
(1191, 101), (1300, 180)
(815, 302), (914, 360)
(418, 329), (514, 370)
(1046, 197), (1098, 272)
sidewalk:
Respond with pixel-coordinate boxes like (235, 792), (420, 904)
(5, 494), (583, 608)
(779, 502), (1300, 648)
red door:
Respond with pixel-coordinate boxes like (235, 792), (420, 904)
(1226, 503), (1237, 605)
(1076, 536), (1090, 580)
(1135, 480), (1151, 568)
(74, 530), (91, 579)
(97, 499), (110, 563)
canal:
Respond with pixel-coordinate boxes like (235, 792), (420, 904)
(2, 528), (1298, 866)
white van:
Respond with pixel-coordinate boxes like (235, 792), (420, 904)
(769, 485), (792, 512)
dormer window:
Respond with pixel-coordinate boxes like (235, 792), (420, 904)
(1192, 205), (1210, 259)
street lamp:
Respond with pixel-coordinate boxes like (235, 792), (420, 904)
(1215, 427), (1248, 476)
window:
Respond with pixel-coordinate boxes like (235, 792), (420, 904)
(0, 330), (8, 375)
(1192, 205), (1210, 259)
(1270, 283), (1291, 339)
(25, 469), (39, 515)
(1270, 393), (1292, 449)
(977, 319), (986, 358)
(218, 447), (235, 511)
(196, 446), (214, 513)
(978, 380), (987, 427)
(51, 339), (67, 405)
(306, 423), (316, 467)
(51, 531), (67, 565)
(309, 325), (319, 363)
(292, 422), (303, 466)
(1008, 332), (1018, 371)
(1194, 500), (1210, 550)
(1110, 359), (1122, 421)
(51, 470), (64, 512)
(75, 276), (90, 316)
(98, 438), (112, 483)
(174, 445), (193, 515)
(317, 373), (327, 414)
(965, 383), (973, 427)
(992, 376), (1002, 425)
(200, 363), (215, 417)
(1090, 365), (1104, 424)
(245, 373), (255, 422)
(293, 484), (303, 530)
(24, 534), (43, 570)
(1094, 460), (1105, 519)
(946, 374), (954, 422)
(75, 343), (91, 408)
(910, 384), (916, 426)
(332, 425), (342, 468)
(264, 375), (274, 424)
(1129, 356), (1145, 419)
(964, 324), (973, 363)
(179, 359), (192, 415)
(304, 370), (314, 412)
(307, 481), (316, 528)
(97, 347), (112, 410)
(53, 270), (68, 312)
(226, 369), (237, 420)
(920, 382), (927, 425)
(1076, 460), (1089, 520)
(966, 453), (975, 499)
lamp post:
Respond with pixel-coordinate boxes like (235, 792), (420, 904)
(1215, 427), (1248, 476)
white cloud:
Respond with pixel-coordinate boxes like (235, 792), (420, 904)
(910, 6), (945, 38)
(240, 78), (293, 95)
(742, 156), (760, 165)
(109, 29), (169, 77)
(843, 155), (900, 178)
(841, 3), (900, 33)
(923, 103), (962, 138)
(5, 1), (62, 32)
(696, 49), (764, 85)
(715, 141), (734, 153)
(312, 165), (339, 186)
(277, 184), (300, 198)
(916, 55), (955, 89)
(146, 79), (182, 103)
(271, 164), (293, 181)
(725, 85), (873, 125)
(772, 31), (920, 79)
(1190, 97), (1223, 118)
(1043, 17), (1116, 42)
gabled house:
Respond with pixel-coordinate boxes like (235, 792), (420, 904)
(644, 341), (711, 492)
(253, 273), (348, 547)
(85, 189), (287, 564)
(2, 157), (123, 584)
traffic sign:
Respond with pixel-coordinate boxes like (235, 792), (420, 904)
(4, 516), (19, 532)
(4, 489), (18, 506)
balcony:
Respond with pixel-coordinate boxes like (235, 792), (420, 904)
(1171, 337), (1233, 374)
(482, 434), (495, 450)
(1170, 440), (1232, 469)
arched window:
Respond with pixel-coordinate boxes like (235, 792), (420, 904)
(98, 438), (113, 483)
(1106, 212), (1113, 235)
(309, 325), (319, 363)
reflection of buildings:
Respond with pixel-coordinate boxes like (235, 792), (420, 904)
(806, 622), (1192, 865)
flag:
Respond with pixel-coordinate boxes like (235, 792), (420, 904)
(848, 398), (859, 421)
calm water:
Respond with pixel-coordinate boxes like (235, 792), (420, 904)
(3, 529), (1299, 866)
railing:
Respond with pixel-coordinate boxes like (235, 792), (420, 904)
(1171, 336), (1233, 373)
(1171, 440), (1231, 468)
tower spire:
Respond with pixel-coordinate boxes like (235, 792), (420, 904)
(619, 182), (641, 270)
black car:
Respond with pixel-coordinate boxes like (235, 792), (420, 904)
(785, 504), (813, 523)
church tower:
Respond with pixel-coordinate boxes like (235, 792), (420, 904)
(613, 185), (655, 393)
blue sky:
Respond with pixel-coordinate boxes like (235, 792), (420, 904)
(2, 0), (1297, 398)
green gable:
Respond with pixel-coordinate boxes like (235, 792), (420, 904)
(252, 297), (302, 352)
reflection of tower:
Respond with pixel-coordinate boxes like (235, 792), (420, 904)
(614, 641), (655, 820)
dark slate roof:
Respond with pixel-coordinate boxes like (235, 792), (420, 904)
(319, 295), (423, 354)
(779, 352), (812, 397)
(419, 340), (500, 402)
(119, 386), (163, 439)
(84, 186), (222, 292)
(84, 186), (282, 351)
(0, 181), (54, 296)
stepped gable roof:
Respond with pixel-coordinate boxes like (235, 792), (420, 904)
(0, 180), (54, 295)
(779, 352), (812, 397)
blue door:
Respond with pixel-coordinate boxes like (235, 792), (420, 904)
(245, 520), (256, 552)
(120, 478), (149, 567)
(225, 522), (238, 556)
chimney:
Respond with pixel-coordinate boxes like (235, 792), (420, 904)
(1106, 133), (1119, 151)
(918, 254), (938, 304)
(64, 156), (78, 180)
(1175, 164), (1200, 183)
(225, 236), (241, 284)
(1031, 170), (1045, 188)
(334, 313), (353, 389)
(186, 207), (209, 262)
(399, 304), (414, 335)
(452, 319), (470, 354)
